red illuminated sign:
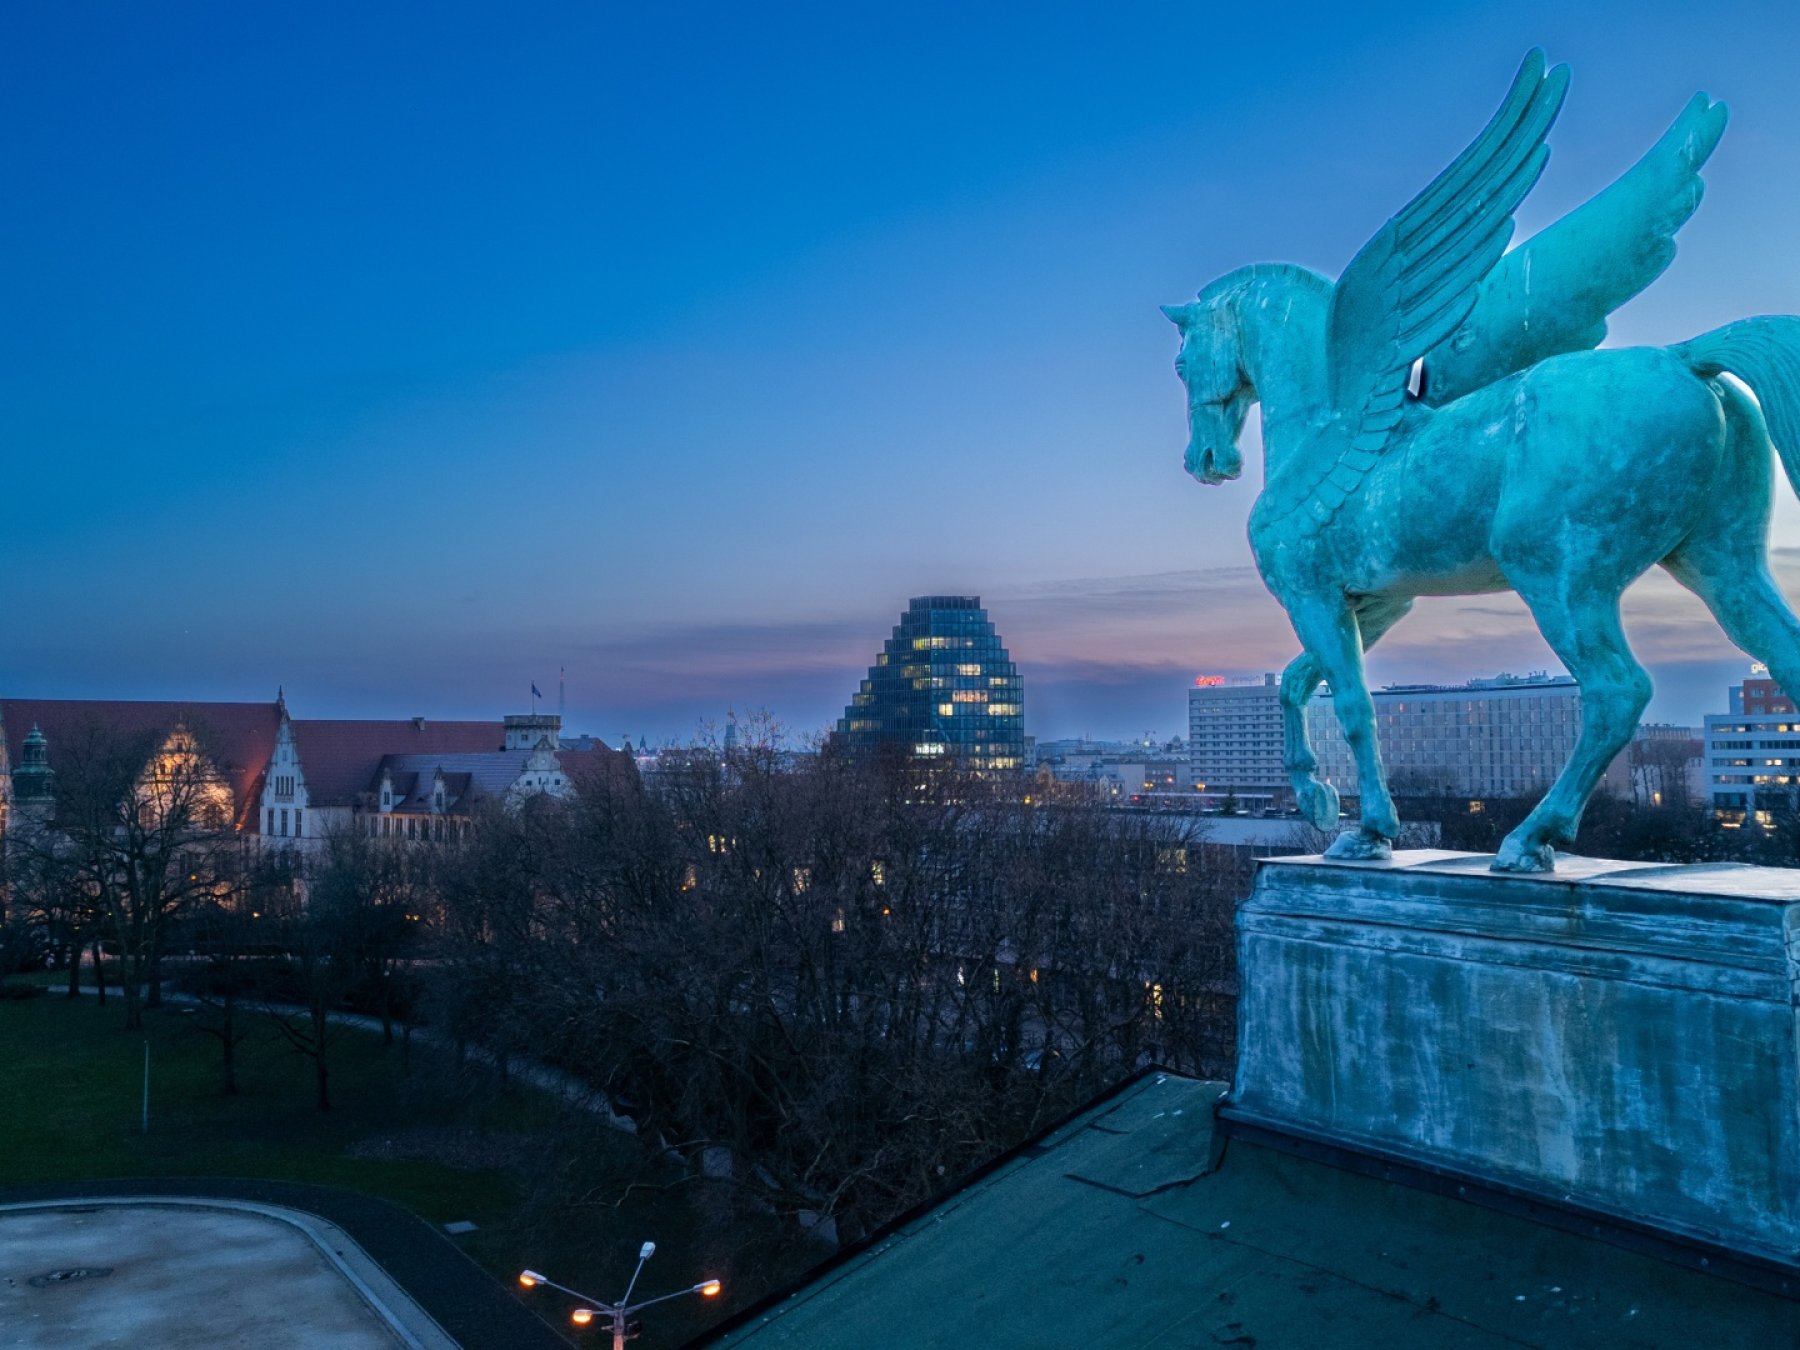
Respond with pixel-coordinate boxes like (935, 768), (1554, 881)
(1193, 675), (1225, 687)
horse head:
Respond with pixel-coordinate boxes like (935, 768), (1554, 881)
(1163, 280), (1254, 485)
(1165, 263), (1333, 487)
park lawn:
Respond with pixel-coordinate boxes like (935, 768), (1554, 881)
(0, 990), (521, 1226)
(0, 990), (821, 1347)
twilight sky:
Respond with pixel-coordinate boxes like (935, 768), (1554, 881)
(6, 2), (1800, 743)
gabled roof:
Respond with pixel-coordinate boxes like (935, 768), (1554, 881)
(0, 698), (282, 828)
(289, 720), (501, 805)
(378, 753), (530, 808)
(379, 752), (540, 802)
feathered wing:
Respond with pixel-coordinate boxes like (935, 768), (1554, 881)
(1288, 50), (1568, 533)
(1420, 92), (1728, 405)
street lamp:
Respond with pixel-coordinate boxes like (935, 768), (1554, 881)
(518, 1243), (722, 1349)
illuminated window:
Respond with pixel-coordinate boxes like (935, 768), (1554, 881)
(956, 664), (982, 677)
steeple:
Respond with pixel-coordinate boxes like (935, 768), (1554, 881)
(13, 724), (55, 817)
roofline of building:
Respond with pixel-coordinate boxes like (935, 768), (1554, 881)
(690, 1064), (1183, 1346)
(697, 1063), (1800, 1346)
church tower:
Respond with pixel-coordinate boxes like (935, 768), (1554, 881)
(12, 724), (56, 821)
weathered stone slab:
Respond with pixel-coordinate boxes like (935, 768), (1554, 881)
(1227, 851), (1800, 1266)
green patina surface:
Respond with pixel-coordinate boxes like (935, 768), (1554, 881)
(1235, 853), (1800, 1266)
(1166, 49), (1800, 874)
(705, 1072), (1797, 1349)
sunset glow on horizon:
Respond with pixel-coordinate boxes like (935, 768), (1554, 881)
(7, 2), (1800, 741)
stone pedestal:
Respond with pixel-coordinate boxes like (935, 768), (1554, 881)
(1225, 850), (1800, 1266)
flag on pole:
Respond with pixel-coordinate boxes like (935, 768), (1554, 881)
(532, 683), (543, 698)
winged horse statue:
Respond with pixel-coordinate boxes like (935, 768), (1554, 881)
(1166, 50), (1800, 872)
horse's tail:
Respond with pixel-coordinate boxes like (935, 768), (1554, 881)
(1676, 316), (1800, 496)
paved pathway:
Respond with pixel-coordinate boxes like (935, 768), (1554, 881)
(0, 1180), (569, 1349)
(66, 981), (638, 1133)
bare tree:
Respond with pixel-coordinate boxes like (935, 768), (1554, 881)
(48, 719), (237, 1030)
(261, 827), (418, 1111)
(5, 825), (98, 998)
(425, 735), (1247, 1246)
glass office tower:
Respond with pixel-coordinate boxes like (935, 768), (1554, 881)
(837, 596), (1025, 771)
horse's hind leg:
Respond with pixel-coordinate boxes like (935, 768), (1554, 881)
(1666, 553), (1800, 749)
(1496, 590), (1650, 872)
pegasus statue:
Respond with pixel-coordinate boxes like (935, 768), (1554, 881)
(1165, 50), (1800, 872)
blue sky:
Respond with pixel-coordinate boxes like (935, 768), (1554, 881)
(6, 2), (1800, 741)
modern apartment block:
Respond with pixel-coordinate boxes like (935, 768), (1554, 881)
(1306, 673), (1585, 801)
(1187, 675), (1286, 807)
(836, 596), (1026, 771)
(1704, 670), (1800, 819)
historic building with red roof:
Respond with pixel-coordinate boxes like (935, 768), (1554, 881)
(0, 695), (630, 852)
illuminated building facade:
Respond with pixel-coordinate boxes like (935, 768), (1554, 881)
(1188, 675), (1285, 807)
(1307, 673), (1584, 800)
(1705, 671), (1800, 819)
(0, 696), (629, 853)
(836, 596), (1025, 771)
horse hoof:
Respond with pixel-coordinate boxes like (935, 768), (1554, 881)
(1324, 828), (1392, 862)
(1492, 838), (1556, 873)
(1298, 778), (1340, 831)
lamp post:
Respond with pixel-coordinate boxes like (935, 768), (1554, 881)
(519, 1243), (721, 1350)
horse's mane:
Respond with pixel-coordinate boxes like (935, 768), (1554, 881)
(1195, 263), (1332, 307)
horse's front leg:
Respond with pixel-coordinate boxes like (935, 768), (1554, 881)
(1279, 652), (1338, 830)
(1280, 596), (1415, 833)
(1286, 598), (1399, 859)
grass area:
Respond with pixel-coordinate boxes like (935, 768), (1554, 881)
(0, 989), (825, 1348)
(0, 989), (520, 1224)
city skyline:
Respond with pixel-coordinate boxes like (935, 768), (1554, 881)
(7, 3), (1800, 740)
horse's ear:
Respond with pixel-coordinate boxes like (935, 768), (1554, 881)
(1160, 303), (1190, 327)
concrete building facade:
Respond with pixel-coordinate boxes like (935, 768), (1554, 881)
(1306, 673), (1582, 801)
(1704, 672), (1800, 820)
(1187, 675), (1285, 808)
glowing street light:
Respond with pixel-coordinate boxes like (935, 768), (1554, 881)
(517, 1242), (722, 1349)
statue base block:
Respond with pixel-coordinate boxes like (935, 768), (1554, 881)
(1225, 851), (1800, 1267)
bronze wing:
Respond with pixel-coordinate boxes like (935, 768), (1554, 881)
(1419, 92), (1728, 406)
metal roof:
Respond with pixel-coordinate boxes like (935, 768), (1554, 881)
(700, 1072), (1797, 1348)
